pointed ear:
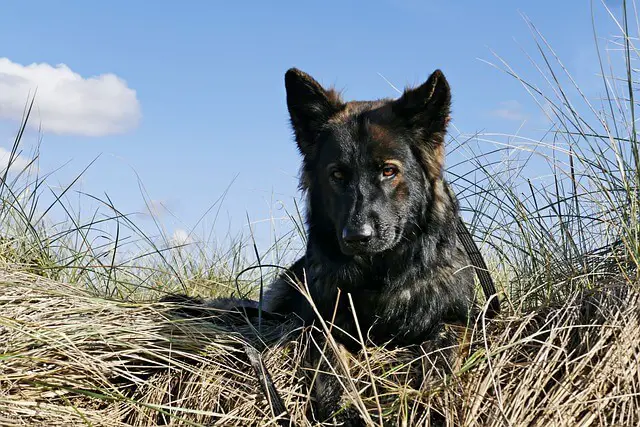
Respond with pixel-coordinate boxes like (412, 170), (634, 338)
(392, 69), (451, 142)
(285, 68), (344, 156)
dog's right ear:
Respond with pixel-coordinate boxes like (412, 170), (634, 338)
(285, 68), (344, 157)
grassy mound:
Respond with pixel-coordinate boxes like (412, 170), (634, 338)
(1, 269), (638, 426)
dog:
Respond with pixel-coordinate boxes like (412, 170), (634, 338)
(258, 68), (480, 425)
(163, 68), (489, 426)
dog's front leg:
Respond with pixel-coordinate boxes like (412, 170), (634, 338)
(306, 332), (367, 427)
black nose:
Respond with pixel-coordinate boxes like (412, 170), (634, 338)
(342, 224), (374, 243)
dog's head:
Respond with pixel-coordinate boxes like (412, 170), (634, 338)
(285, 68), (451, 256)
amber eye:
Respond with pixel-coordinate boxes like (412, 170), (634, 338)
(382, 164), (398, 178)
(331, 170), (345, 181)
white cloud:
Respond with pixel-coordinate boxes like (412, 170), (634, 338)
(0, 147), (35, 173)
(170, 228), (193, 246)
(0, 58), (141, 137)
(489, 100), (529, 122)
(137, 199), (171, 220)
(147, 199), (168, 217)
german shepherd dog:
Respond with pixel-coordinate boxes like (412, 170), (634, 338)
(259, 68), (479, 425)
(163, 68), (488, 426)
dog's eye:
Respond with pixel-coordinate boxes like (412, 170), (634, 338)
(382, 165), (398, 178)
(331, 170), (345, 181)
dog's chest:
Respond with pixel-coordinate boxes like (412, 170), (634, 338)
(310, 271), (433, 347)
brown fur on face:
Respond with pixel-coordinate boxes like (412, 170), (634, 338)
(416, 142), (446, 181)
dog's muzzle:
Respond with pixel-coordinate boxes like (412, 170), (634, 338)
(340, 224), (375, 254)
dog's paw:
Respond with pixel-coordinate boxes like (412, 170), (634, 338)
(338, 408), (367, 427)
(321, 406), (367, 427)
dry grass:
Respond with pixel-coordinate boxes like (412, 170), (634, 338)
(1, 266), (638, 426)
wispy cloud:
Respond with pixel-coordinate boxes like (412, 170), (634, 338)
(0, 57), (141, 137)
(0, 147), (36, 173)
(170, 228), (193, 246)
(489, 100), (529, 122)
(142, 199), (171, 219)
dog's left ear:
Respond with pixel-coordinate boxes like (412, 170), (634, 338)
(392, 69), (451, 144)
(392, 70), (451, 179)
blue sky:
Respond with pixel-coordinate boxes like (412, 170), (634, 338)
(0, 0), (624, 260)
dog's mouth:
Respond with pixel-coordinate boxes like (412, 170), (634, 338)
(339, 240), (374, 256)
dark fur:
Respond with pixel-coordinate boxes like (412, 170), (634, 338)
(260, 68), (476, 425)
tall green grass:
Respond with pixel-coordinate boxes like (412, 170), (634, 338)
(0, 99), (306, 303)
(447, 2), (640, 312)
